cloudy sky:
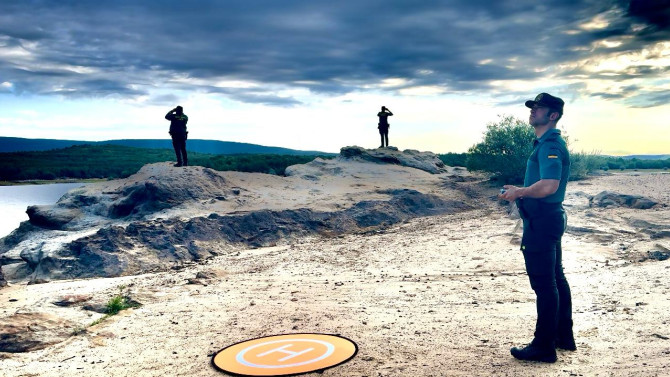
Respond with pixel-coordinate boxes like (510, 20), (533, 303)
(1, 0), (669, 154)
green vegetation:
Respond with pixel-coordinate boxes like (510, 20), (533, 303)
(106, 294), (134, 315)
(87, 293), (138, 327)
(465, 115), (535, 183)
(569, 152), (607, 180)
(0, 144), (331, 182)
(197, 153), (321, 175)
(72, 285), (140, 336)
(439, 115), (670, 183)
(438, 152), (468, 167)
(600, 157), (670, 170)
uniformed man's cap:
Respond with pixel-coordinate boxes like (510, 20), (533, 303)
(525, 93), (564, 114)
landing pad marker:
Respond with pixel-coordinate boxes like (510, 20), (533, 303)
(212, 333), (358, 376)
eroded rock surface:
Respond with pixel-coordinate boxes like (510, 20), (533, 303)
(0, 312), (76, 353)
(23, 164), (231, 231)
(337, 146), (446, 174)
(23, 190), (473, 282)
(0, 148), (480, 284)
(590, 191), (659, 209)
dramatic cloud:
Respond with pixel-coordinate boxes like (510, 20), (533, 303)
(0, 0), (668, 106)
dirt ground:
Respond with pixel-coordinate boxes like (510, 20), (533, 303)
(1, 171), (669, 376)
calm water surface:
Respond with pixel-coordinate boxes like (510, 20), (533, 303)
(0, 183), (87, 238)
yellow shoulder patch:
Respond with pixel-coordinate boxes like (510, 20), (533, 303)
(547, 155), (558, 159)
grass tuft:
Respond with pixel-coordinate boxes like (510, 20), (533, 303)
(106, 295), (130, 315)
(71, 285), (141, 336)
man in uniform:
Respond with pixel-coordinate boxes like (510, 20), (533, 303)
(165, 106), (189, 167)
(499, 93), (575, 363)
(377, 106), (393, 148)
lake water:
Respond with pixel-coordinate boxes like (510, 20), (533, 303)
(0, 183), (87, 238)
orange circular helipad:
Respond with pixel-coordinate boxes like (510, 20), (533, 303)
(211, 333), (358, 376)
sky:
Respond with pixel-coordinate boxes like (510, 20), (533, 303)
(1, 0), (669, 155)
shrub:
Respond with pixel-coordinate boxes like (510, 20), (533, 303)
(466, 115), (535, 183)
(106, 295), (131, 315)
(439, 153), (468, 167)
(570, 151), (605, 180)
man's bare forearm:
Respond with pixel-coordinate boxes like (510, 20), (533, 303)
(500, 179), (559, 201)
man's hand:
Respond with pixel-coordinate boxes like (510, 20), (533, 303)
(498, 180), (559, 201)
(499, 185), (521, 201)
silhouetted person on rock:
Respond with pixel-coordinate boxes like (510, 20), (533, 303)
(377, 106), (393, 148)
(165, 106), (188, 167)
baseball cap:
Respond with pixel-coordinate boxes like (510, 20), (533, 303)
(525, 93), (564, 114)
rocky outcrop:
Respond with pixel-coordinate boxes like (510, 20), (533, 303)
(23, 164), (231, 231)
(1, 151), (477, 284)
(337, 146), (446, 174)
(285, 146), (448, 180)
(23, 189), (473, 282)
(645, 250), (670, 261)
(0, 312), (77, 352)
(626, 215), (670, 239)
(589, 191), (659, 209)
(284, 158), (345, 180)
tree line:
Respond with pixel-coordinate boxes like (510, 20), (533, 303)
(0, 144), (329, 181)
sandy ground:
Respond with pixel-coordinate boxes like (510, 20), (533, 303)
(1, 171), (669, 376)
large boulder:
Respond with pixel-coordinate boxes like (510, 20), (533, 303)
(338, 146), (446, 174)
(26, 205), (81, 230)
(23, 163), (232, 231)
(589, 191), (659, 209)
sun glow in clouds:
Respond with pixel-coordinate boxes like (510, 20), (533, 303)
(579, 13), (611, 30)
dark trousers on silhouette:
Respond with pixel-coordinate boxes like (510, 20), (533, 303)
(171, 134), (188, 166)
(520, 208), (573, 348)
(379, 127), (389, 147)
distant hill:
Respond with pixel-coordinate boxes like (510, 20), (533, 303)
(618, 155), (670, 160)
(0, 137), (334, 156)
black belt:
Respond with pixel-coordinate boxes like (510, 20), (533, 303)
(517, 199), (563, 220)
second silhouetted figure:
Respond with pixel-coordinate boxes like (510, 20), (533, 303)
(165, 106), (188, 167)
(377, 106), (393, 148)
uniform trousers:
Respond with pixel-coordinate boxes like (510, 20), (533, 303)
(520, 208), (573, 348)
(171, 134), (188, 165)
(379, 126), (389, 147)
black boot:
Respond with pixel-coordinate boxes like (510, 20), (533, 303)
(556, 320), (576, 351)
(556, 334), (576, 351)
(511, 342), (557, 363)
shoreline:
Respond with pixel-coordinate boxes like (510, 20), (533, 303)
(0, 178), (107, 186)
